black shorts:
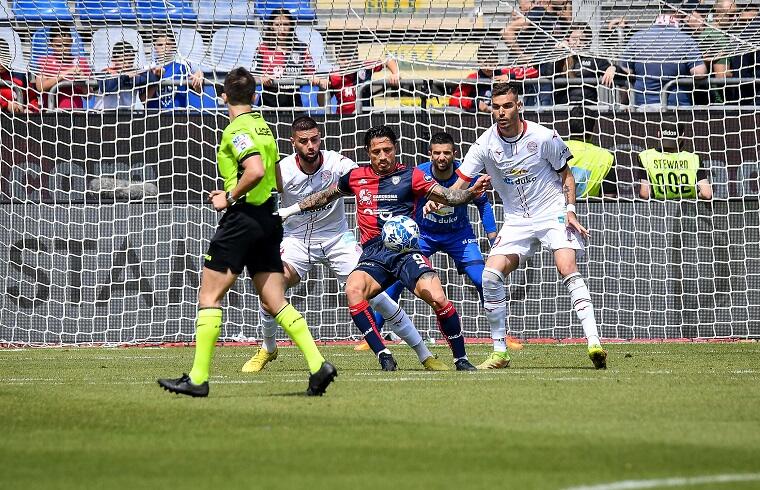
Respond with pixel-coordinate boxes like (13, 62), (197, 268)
(204, 199), (284, 276)
(354, 237), (435, 292)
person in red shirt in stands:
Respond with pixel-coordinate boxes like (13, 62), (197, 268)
(255, 8), (316, 108)
(311, 41), (400, 114)
(0, 39), (39, 113)
(35, 26), (92, 110)
(449, 42), (537, 112)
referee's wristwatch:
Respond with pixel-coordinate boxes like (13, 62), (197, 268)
(226, 192), (237, 207)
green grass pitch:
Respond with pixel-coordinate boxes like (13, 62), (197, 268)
(2, 343), (759, 490)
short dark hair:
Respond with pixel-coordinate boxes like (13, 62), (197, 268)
(223, 67), (257, 106)
(49, 26), (73, 40)
(292, 116), (319, 132)
(429, 132), (456, 150)
(364, 125), (398, 148)
(153, 29), (176, 45)
(492, 81), (521, 98)
(111, 41), (135, 59)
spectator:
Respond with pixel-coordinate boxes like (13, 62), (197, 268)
(96, 42), (156, 110)
(502, 0), (572, 106)
(449, 42), (537, 112)
(35, 26), (92, 110)
(311, 42), (399, 115)
(614, 6), (707, 108)
(637, 117), (712, 200)
(728, 8), (759, 104)
(566, 106), (615, 198)
(147, 30), (204, 109)
(0, 39), (39, 113)
(693, 0), (735, 104)
(553, 23), (621, 105)
(255, 8), (316, 108)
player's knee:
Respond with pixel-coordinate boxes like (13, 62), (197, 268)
(344, 281), (369, 305)
(482, 267), (505, 290)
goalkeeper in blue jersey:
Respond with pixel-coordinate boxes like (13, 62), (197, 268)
(373, 132), (498, 332)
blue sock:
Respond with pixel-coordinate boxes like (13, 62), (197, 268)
(373, 280), (404, 331)
(350, 300), (387, 355)
(464, 263), (485, 304)
(436, 301), (467, 359)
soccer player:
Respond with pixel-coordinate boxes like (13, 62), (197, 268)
(157, 68), (337, 397)
(430, 81), (607, 369)
(241, 116), (447, 372)
(278, 125), (491, 370)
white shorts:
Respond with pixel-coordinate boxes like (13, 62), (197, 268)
(490, 213), (585, 262)
(280, 231), (363, 285)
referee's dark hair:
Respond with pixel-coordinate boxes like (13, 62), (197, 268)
(292, 116), (319, 132)
(364, 125), (398, 148)
(492, 81), (521, 98)
(429, 132), (456, 150)
(223, 67), (257, 106)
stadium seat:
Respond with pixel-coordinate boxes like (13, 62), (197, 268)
(90, 28), (147, 72)
(256, 0), (315, 21)
(0, 28), (27, 71)
(29, 27), (86, 72)
(0, 0), (13, 19)
(13, 0), (73, 21)
(210, 28), (261, 72)
(135, 0), (196, 21)
(172, 28), (208, 67)
(294, 26), (333, 73)
(76, 0), (136, 21)
(196, 0), (254, 22)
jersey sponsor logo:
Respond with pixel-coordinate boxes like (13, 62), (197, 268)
(255, 127), (272, 136)
(358, 189), (373, 205)
(358, 178), (368, 185)
(504, 168), (537, 185)
(527, 141), (538, 153)
(461, 237), (478, 244)
(362, 208), (394, 220)
(232, 133), (254, 154)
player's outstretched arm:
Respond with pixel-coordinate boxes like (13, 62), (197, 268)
(423, 176), (478, 214)
(278, 184), (343, 220)
(427, 175), (491, 206)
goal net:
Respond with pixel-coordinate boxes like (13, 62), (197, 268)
(1, 0), (759, 346)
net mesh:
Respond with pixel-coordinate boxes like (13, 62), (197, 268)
(1, 0), (759, 345)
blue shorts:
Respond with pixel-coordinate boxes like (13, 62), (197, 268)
(418, 228), (485, 274)
(354, 237), (435, 292)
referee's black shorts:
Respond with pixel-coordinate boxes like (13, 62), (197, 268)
(204, 197), (284, 276)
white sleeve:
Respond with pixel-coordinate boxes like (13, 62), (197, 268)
(543, 132), (573, 171)
(337, 154), (358, 176)
(459, 142), (487, 181)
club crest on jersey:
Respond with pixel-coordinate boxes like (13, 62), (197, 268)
(504, 168), (537, 185)
(358, 189), (373, 205)
(392, 176), (400, 185)
(527, 141), (538, 153)
(321, 170), (332, 184)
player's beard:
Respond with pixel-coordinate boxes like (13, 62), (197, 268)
(299, 151), (320, 165)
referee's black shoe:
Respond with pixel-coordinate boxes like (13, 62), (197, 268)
(157, 373), (209, 398)
(378, 352), (398, 371)
(454, 358), (477, 371)
(306, 361), (338, 396)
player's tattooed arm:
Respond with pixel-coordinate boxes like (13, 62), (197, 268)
(278, 184), (343, 221)
(298, 184), (343, 212)
(426, 175), (492, 206)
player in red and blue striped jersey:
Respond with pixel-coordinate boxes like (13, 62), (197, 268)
(374, 133), (498, 328)
(278, 125), (491, 370)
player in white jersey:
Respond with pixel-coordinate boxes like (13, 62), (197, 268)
(430, 82), (607, 369)
(242, 116), (448, 372)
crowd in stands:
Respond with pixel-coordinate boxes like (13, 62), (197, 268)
(0, 0), (758, 113)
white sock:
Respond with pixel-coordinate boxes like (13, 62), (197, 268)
(369, 293), (430, 361)
(259, 307), (278, 353)
(482, 267), (508, 352)
(563, 272), (600, 347)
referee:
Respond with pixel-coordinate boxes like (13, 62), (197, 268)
(158, 67), (337, 397)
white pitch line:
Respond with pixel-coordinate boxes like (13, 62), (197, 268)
(562, 473), (760, 490)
